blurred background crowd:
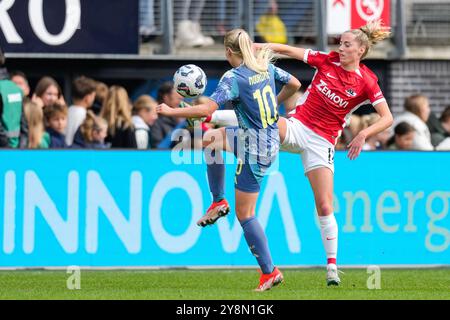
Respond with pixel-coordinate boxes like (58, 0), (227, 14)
(1, 64), (449, 151)
(1, 0), (449, 151)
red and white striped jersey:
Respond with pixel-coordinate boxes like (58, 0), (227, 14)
(291, 50), (386, 145)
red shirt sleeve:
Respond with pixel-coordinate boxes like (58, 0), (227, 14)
(366, 80), (386, 106)
(303, 49), (329, 69)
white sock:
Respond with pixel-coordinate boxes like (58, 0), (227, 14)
(319, 214), (338, 265)
(209, 110), (239, 127)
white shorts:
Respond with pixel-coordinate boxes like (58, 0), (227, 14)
(281, 117), (335, 174)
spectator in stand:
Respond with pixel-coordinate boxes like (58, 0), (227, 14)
(79, 110), (109, 149)
(24, 101), (49, 149)
(33, 76), (65, 109)
(151, 82), (185, 148)
(92, 81), (108, 115)
(132, 95), (158, 149)
(393, 94), (434, 150)
(0, 46), (28, 148)
(360, 113), (390, 150)
(139, 0), (156, 43)
(428, 105), (450, 149)
(387, 122), (416, 150)
(100, 85), (137, 148)
(175, 0), (214, 47)
(65, 76), (97, 146)
(44, 102), (68, 149)
(10, 71), (30, 101)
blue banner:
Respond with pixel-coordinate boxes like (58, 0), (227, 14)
(0, 151), (449, 267)
(0, 0), (138, 54)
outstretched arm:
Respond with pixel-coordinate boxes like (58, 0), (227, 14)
(347, 101), (393, 160)
(255, 43), (307, 61)
(156, 99), (219, 119)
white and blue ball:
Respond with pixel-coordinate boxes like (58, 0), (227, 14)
(173, 64), (207, 98)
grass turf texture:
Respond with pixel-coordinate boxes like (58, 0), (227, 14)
(0, 268), (449, 300)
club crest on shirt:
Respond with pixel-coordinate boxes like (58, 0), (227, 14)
(346, 88), (357, 97)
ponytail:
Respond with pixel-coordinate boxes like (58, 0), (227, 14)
(348, 20), (391, 59)
(225, 29), (274, 73)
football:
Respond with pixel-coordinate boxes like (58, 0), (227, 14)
(173, 64), (207, 98)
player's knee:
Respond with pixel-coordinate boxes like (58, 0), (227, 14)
(235, 206), (254, 222)
(317, 200), (333, 216)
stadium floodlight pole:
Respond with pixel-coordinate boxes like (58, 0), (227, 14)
(159, 0), (174, 55)
(243, 0), (254, 41)
(315, 0), (328, 52)
(390, 0), (408, 59)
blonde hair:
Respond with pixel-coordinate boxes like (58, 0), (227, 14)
(80, 110), (108, 143)
(346, 20), (391, 59)
(224, 28), (274, 73)
(100, 85), (133, 136)
(361, 113), (381, 129)
(132, 95), (157, 115)
(24, 101), (45, 148)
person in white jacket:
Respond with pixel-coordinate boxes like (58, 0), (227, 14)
(65, 76), (97, 146)
(393, 94), (434, 150)
(132, 95), (158, 149)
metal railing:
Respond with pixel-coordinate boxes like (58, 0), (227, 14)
(140, 0), (450, 57)
(406, 0), (450, 45)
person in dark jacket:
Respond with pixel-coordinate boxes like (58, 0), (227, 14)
(99, 85), (136, 148)
(44, 102), (68, 148)
(428, 106), (450, 147)
(151, 82), (185, 148)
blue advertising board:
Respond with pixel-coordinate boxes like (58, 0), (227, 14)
(0, 0), (138, 54)
(0, 150), (449, 268)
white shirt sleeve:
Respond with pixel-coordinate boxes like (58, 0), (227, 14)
(65, 107), (86, 146)
(135, 129), (149, 149)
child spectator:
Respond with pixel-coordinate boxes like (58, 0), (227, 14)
(79, 111), (109, 149)
(65, 76), (97, 146)
(24, 101), (49, 149)
(132, 94), (158, 149)
(44, 102), (68, 148)
(33, 76), (65, 109)
(387, 122), (416, 150)
(393, 94), (434, 150)
(360, 113), (390, 150)
(100, 85), (137, 148)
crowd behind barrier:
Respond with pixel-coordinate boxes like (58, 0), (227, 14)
(1, 70), (449, 151)
(1, 30), (450, 151)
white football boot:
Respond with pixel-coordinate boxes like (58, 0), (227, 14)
(326, 264), (341, 286)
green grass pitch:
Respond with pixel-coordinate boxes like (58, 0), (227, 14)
(0, 268), (449, 300)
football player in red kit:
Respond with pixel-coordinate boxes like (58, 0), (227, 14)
(258, 20), (393, 285)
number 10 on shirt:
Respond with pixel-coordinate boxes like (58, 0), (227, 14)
(253, 85), (278, 128)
